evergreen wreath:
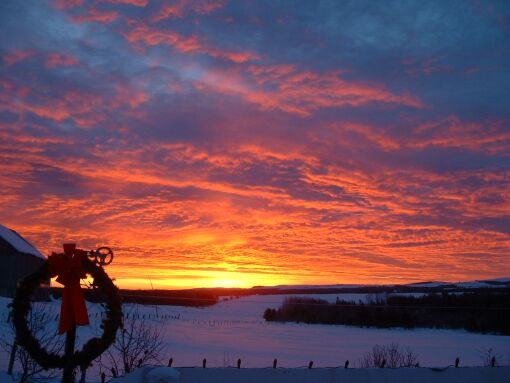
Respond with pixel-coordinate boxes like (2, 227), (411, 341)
(12, 256), (122, 370)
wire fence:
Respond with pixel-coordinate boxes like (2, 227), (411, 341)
(119, 293), (510, 311)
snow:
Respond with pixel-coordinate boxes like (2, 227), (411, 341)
(145, 294), (509, 369)
(110, 367), (180, 383)
(111, 366), (510, 383)
(1, 294), (509, 373)
(0, 371), (15, 382)
(403, 280), (510, 289)
(1, 292), (509, 382)
(0, 224), (45, 260)
(262, 278), (510, 291)
(454, 280), (510, 288)
(455, 282), (493, 288)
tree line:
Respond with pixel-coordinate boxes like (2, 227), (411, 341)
(263, 290), (510, 335)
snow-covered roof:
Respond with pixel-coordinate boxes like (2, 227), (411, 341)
(0, 224), (45, 260)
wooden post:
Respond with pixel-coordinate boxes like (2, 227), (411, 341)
(202, 358), (207, 368)
(308, 361), (313, 369)
(7, 341), (17, 375)
(455, 357), (459, 368)
(168, 358), (173, 367)
(344, 360), (349, 369)
(62, 322), (77, 383)
(273, 358), (277, 368)
(237, 358), (241, 369)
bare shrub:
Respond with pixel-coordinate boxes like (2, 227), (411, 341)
(99, 308), (164, 378)
(359, 343), (419, 368)
(1, 302), (63, 382)
(479, 348), (500, 367)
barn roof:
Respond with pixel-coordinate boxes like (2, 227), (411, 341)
(0, 224), (45, 260)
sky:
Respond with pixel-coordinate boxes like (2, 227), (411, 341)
(1, 0), (509, 289)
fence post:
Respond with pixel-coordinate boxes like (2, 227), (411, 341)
(308, 361), (313, 369)
(237, 359), (241, 369)
(491, 356), (496, 367)
(168, 358), (173, 367)
(202, 358), (207, 368)
(273, 358), (278, 369)
(344, 360), (349, 369)
(455, 357), (459, 368)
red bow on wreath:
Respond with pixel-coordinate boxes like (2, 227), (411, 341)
(48, 243), (90, 334)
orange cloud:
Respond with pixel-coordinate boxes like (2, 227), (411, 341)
(1, 2), (509, 289)
(2, 129), (509, 289)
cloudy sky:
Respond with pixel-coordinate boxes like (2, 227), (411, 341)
(1, 0), (509, 288)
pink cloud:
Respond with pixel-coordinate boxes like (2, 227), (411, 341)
(151, 0), (225, 22)
(44, 53), (80, 68)
(3, 51), (35, 65)
(71, 6), (119, 23)
(102, 0), (149, 6)
(54, 0), (84, 9)
(0, 78), (148, 128)
(407, 116), (510, 154)
(402, 56), (452, 76)
(194, 64), (425, 116)
(123, 23), (259, 63)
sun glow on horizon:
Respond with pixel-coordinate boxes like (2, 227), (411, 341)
(1, 0), (509, 289)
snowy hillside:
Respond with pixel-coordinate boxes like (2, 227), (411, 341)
(266, 278), (510, 291)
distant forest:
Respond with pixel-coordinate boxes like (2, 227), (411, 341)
(263, 291), (510, 335)
(48, 287), (219, 307)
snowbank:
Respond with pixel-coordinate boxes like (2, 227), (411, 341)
(112, 367), (180, 383)
(113, 366), (510, 383)
(0, 371), (15, 382)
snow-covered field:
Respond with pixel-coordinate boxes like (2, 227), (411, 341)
(114, 365), (510, 383)
(0, 294), (509, 381)
(126, 294), (509, 368)
(2, 365), (510, 383)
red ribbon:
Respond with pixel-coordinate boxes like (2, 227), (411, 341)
(48, 244), (90, 334)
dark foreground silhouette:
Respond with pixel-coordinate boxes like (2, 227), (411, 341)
(263, 290), (510, 335)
